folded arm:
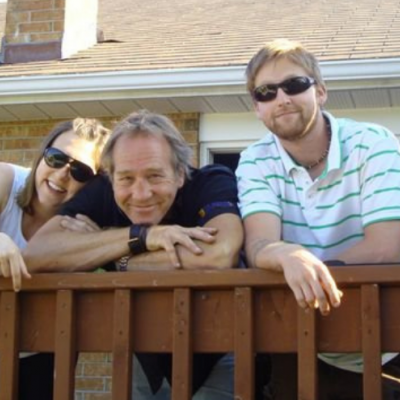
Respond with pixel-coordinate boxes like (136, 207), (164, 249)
(23, 215), (131, 272)
(127, 213), (243, 271)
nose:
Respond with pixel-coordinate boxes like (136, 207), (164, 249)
(275, 87), (291, 104)
(54, 164), (71, 181)
(131, 179), (152, 201)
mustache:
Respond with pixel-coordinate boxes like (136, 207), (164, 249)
(273, 107), (300, 118)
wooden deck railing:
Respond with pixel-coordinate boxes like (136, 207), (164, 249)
(1, 265), (400, 400)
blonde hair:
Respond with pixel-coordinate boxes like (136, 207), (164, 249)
(246, 38), (325, 94)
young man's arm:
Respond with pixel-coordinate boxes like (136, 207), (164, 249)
(336, 220), (400, 263)
(244, 212), (342, 315)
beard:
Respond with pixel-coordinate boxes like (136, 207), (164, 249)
(267, 102), (318, 142)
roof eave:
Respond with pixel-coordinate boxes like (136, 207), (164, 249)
(1, 58), (400, 105)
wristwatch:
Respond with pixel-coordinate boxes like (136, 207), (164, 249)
(128, 224), (150, 255)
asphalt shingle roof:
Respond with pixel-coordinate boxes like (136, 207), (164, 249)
(0, 0), (400, 77)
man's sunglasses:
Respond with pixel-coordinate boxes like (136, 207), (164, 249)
(253, 76), (316, 102)
(43, 147), (95, 183)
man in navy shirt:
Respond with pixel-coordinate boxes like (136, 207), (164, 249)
(25, 110), (243, 399)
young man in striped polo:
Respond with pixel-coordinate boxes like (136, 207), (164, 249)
(236, 38), (400, 399)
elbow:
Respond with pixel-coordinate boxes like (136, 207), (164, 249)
(206, 243), (241, 270)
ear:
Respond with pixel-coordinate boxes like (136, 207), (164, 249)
(315, 84), (328, 107)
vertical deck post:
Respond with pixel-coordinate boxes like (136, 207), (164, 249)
(362, 284), (382, 400)
(298, 307), (317, 400)
(234, 287), (254, 400)
(0, 292), (19, 400)
(172, 288), (192, 400)
(112, 289), (133, 400)
(54, 290), (76, 400)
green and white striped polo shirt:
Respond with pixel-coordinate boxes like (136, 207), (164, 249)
(236, 112), (400, 372)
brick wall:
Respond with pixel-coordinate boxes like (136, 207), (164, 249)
(0, 113), (200, 167)
(0, 112), (200, 400)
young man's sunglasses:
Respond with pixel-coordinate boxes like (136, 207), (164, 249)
(253, 76), (316, 103)
(43, 147), (95, 183)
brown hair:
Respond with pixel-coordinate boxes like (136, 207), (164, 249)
(246, 38), (325, 95)
(17, 118), (110, 214)
(101, 109), (193, 178)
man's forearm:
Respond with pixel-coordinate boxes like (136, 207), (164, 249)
(127, 238), (240, 271)
(24, 218), (131, 272)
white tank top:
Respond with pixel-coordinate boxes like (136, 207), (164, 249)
(0, 164), (30, 248)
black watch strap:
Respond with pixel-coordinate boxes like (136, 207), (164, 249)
(128, 224), (150, 255)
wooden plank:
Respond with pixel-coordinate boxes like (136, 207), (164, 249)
(361, 284), (382, 400)
(0, 292), (19, 400)
(3, 265), (400, 292)
(19, 292), (56, 352)
(234, 287), (254, 400)
(54, 290), (75, 400)
(298, 307), (317, 400)
(255, 288), (297, 352)
(172, 288), (192, 400)
(112, 289), (133, 400)
(192, 290), (233, 352)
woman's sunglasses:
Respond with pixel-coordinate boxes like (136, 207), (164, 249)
(253, 76), (316, 103)
(43, 147), (95, 183)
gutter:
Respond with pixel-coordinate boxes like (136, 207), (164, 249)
(0, 58), (400, 104)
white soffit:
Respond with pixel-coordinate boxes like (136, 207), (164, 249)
(3, 104), (48, 120)
(68, 101), (115, 117)
(351, 89), (391, 108)
(326, 91), (355, 110)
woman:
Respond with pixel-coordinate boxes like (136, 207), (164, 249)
(0, 117), (110, 400)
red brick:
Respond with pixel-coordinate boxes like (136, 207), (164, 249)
(75, 377), (105, 391)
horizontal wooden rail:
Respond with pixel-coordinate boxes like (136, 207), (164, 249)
(1, 266), (400, 399)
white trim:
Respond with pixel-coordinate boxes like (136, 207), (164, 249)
(200, 140), (252, 167)
(1, 58), (400, 104)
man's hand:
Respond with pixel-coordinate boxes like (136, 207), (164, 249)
(279, 244), (343, 315)
(59, 214), (101, 233)
(146, 225), (218, 268)
(0, 233), (31, 291)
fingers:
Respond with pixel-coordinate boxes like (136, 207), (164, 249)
(60, 215), (100, 233)
(0, 253), (30, 292)
(75, 214), (101, 231)
(283, 249), (342, 316)
(319, 269), (342, 308)
(147, 225), (216, 253)
(163, 242), (182, 268)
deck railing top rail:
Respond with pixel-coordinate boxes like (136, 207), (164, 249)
(1, 264), (400, 292)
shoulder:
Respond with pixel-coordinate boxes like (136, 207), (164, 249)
(178, 165), (239, 225)
(0, 163), (18, 213)
(239, 134), (277, 160)
(337, 117), (397, 146)
(186, 164), (236, 190)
